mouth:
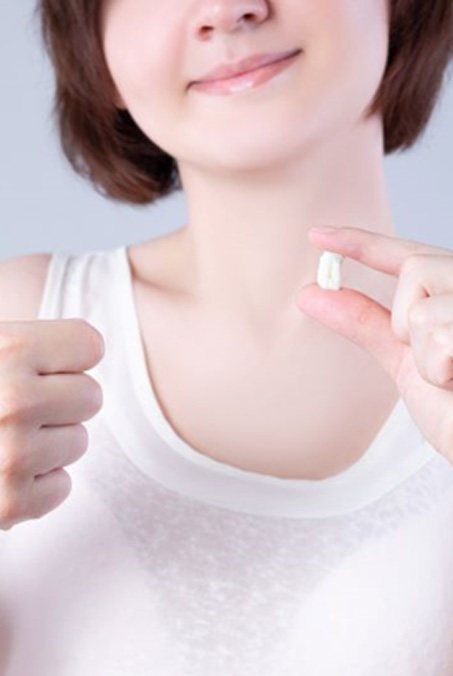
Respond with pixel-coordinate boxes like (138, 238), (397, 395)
(190, 48), (302, 87)
(189, 50), (302, 96)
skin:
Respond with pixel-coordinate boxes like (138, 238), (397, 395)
(98, 0), (410, 479)
(298, 226), (453, 462)
(100, 0), (396, 334)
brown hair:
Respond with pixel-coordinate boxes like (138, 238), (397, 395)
(35, 1), (453, 206)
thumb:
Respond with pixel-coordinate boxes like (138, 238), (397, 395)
(295, 283), (406, 384)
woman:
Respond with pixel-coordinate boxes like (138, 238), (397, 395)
(0, 0), (453, 673)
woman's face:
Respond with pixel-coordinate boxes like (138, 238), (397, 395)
(100, 0), (390, 172)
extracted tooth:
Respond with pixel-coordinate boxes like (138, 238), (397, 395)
(317, 250), (344, 290)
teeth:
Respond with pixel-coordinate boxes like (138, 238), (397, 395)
(317, 250), (344, 290)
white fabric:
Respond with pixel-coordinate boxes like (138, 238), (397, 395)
(1, 245), (453, 675)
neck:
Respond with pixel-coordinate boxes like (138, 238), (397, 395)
(174, 114), (396, 329)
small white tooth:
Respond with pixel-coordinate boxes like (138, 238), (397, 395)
(317, 250), (344, 290)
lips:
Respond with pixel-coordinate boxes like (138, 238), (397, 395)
(191, 49), (302, 86)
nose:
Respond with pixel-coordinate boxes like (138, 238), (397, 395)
(193, 0), (270, 39)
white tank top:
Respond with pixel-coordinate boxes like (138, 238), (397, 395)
(1, 245), (453, 675)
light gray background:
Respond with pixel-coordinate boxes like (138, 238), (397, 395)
(1, 1), (452, 260)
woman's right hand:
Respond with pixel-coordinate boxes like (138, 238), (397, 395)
(0, 318), (105, 531)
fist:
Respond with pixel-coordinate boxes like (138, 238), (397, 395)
(0, 318), (105, 530)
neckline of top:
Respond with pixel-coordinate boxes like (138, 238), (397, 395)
(105, 244), (438, 519)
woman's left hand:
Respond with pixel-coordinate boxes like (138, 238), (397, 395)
(295, 226), (453, 463)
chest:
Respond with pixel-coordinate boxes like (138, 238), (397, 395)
(5, 479), (453, 674)
(133, 281), (400, 481)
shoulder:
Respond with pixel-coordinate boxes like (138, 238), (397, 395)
(0, 253), (53, 322)
(129, 230), (191, 295)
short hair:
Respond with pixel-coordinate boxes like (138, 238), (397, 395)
(35, 1), (453, 206)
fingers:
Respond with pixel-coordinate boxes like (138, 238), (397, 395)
(29, 469), (73, 521)
(0, 318), (106, 375)
(308, 227), (453, 279)
(29, 372), (104, 427)
(31, 424), (90, 477)
(33, 319), (105, 374)
(0, 419), (92, 528)
(408, 308), (453, 390)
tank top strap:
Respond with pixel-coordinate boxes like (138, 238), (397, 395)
(38, 247), (119, 323)
(38, 251), (71, 320)
(36, 245), (127, 436)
